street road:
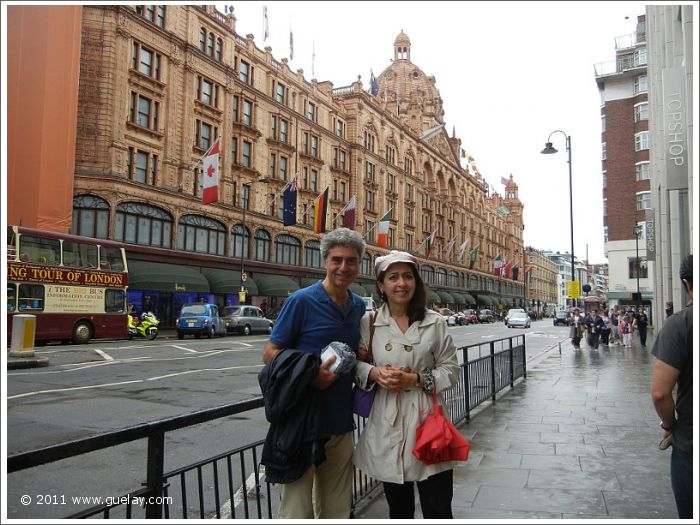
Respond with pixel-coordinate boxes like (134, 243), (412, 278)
(5, 319), (569, 518)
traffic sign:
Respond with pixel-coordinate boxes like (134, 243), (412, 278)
(567, 280), (580, 299)
(238, 290), (247, 303)
(241, 272), (248, 282)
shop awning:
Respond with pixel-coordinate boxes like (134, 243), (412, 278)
(426, 290), (441, 305)
(201, 268), (259, 295)
(350, 283), (368, 297)
(300, 277), (322, 288)
(437, 291), (455, 304)
(128, 261), (210, 293)
(476, 295), (491, 306)
(362, 283), (381, 302)
(255, 274), (300, 296)
(462, 293), (476, 304)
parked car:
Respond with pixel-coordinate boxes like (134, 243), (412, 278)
(453, 311), (467, 325)
(504, 308), (526, 325)
(462, 309), (478, 325)
(437, 308), (457, 326)
(507, 311), (531, 328)
(477, 309), (495, 323)
(176, 303), (226, 339)
(553, 310), (569, 326)
(222, 305), (273, 335)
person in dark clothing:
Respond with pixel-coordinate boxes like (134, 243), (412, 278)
(651, 254), (693, 519)
(584, 309), (603, 349)
(635, 307), (649, 346)
(665, 301), (674, 318)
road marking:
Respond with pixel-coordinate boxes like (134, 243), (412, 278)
(171, 344), (199, 354)
(93, 349), (113, 361)
(220, 467), (264, 518)
(8, 364), (264, 399)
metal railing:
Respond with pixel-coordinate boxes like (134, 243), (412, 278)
(8, 335), (526, 519)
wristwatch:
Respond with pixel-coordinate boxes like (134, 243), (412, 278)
(660, 420), (676, 432)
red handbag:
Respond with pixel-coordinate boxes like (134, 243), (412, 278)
(412, 392), (470, 465)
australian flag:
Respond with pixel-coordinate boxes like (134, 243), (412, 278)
(283, 178), (297, 226)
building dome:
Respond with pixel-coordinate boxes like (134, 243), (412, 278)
(394, 30), (411, 48)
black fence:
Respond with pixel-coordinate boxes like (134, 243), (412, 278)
(7, 335), (526, 519)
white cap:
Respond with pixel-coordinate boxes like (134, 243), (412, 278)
(374, 250), (418, 276)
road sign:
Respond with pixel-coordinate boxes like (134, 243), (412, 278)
(567, 280), (580, 299)
(241, 272), (247, 282)
(238, 290), (247, 303)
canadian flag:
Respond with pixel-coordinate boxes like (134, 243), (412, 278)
(202, 137), (220, 205)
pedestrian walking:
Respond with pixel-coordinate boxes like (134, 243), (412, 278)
(353, 251), (460, 519)
(569, 308), (584, 349)
(610, 305), (621, 345)
(635, 307), (649, 346)
(620, 312), (635, 348)
(260, 228), (366, 519)
(584, 309), (603, 349)
(600, 310), (611, 346)
(651, 254), (693, 519)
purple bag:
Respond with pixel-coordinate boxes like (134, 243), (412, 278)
(352, 385), (376, 417)
(352, 312), (377, 418)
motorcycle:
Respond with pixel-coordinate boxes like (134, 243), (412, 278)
(128, 311), (159, 340)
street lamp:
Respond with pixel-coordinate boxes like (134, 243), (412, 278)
(541, 131), (574, 308)
(634, 224), (643, 307)
(239, 178), (270, 302)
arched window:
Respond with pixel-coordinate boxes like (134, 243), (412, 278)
(71, 195), (110, 239)
(469, 274), (478, 290)
(275, 234), (300, 266)
(199, 28), (207, 51)
(176, 214), (225, 255)
(436, 268), (448, 286)
(115, 202), (172, 248)
(361, 252), (372, 276)
(421, 265), (435, 285)
(215, 38), (223, 61)
(254, 229), (271, 262)
(448, 271), (459, 288)
(304, 240), (322, 268)
(207, 33), (215, 56)
(231, 224), (249, 259)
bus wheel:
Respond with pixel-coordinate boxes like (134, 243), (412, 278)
(72, 322), (92, 344)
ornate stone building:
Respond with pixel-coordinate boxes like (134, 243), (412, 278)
(68, 5), (525, 324)
(524, 247), (559, 315)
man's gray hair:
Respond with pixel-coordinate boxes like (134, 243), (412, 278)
(320, 228), (366, 260)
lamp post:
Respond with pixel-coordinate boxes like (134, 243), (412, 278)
(239, 178), (269, 303)
(541, 131), (574, 308)
(634, 224), (642, 307)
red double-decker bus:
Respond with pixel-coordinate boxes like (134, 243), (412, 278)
(7, 225), (129, 344)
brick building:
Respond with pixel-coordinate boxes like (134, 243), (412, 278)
(8, 5), (526, 326)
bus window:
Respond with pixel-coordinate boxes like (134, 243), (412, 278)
(18, 284), (45, 311)
(7, 283), (16, 312)
(105, 289), (126, 313)
(62, 241), (98, 268)
(19, 236), (60, 265)
(100, 246), (125, 272)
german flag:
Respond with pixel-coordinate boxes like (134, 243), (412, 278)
(313, 187), (329, 234)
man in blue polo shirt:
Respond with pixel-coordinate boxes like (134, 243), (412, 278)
(262, 227), (366, 519)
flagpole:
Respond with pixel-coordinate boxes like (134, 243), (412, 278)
(363, 206), (393, 240)
(330, 196), (353, 225)
(191, 135), (221, 182)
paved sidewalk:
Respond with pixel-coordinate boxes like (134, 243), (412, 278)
(355, 338), (678, 519)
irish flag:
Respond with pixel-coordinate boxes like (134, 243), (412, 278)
(376, 210), (391, 247)
(201, 137), (221, 205)
(312, 187), (329, 234)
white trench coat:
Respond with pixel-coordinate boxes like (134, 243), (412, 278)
(353, 305), (460, 484)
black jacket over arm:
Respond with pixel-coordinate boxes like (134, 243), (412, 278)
(258, 349), (331, 484)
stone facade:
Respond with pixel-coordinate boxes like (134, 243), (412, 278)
(72, 5), (525, 305)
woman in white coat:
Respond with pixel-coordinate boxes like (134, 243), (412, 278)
(354, 250), (459, 518)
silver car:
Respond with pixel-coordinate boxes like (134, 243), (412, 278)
(507, 311), (531, 329)
(223, 305), (273, 335)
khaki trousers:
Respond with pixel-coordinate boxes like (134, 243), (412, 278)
(277, 432), (354, 519)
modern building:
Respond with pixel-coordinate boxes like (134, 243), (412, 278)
(594, 14), (655, 315)
(646, 5), (694, 327)
(7, 5), (526, 326)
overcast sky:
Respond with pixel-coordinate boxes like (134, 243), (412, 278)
(221, 1), (650, 263)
